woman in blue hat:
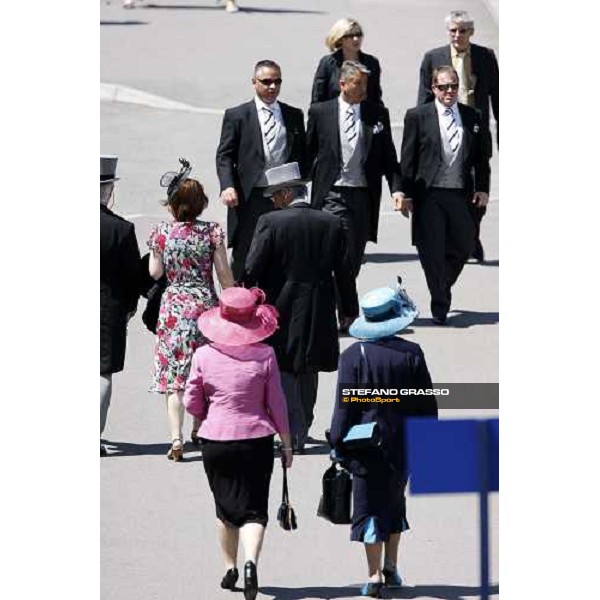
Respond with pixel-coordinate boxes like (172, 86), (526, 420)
(329, 284), (438, 598)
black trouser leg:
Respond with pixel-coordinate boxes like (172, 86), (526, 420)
(416, 191), (449, 319)
(230, 190), (273, 281)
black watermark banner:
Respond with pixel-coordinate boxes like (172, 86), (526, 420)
(337, 383), (499, 410)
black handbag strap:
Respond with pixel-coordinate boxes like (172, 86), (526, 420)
(282, 465), (290, 504)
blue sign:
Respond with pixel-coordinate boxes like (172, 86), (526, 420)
(406, 417), (499, 600)
(406, 417), (499, 494)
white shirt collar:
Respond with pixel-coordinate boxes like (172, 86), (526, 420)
(255, 96), (281, 116)
(338, 95), (360, 115)
(435, 99), (458, 118)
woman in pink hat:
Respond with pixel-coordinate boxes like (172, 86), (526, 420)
(183, 286), (292, 600)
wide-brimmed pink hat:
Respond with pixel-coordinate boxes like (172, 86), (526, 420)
(197, 287), (279, 346)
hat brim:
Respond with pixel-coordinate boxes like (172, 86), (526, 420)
(100, 177), (119, 183)
(197, 306), (277, 346)
(263, 179), (310, 197)
(348, 311), (417, 340)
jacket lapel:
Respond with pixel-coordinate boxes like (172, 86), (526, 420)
(361, 102), (373, 156)
(248, 100), (265, 160)
(329, 99), (342, 159)
(457, 104), (473, 159)
(426, 102), (442, 153)
(280, 104), (294, 152)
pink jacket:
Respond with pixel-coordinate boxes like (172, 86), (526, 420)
(183, 342), (290, 441)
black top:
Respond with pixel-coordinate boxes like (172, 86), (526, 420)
(311, 49), (383, 105)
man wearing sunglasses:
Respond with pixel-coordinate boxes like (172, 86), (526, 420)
(416, 10), (498, 263)
(216, 60), (307, 281)
(396, 66), (490, 326)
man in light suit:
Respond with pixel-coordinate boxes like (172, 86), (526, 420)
(100, 155), (141, 456)
(244, 163), (358, 453)
(417, 10), (499, 262)
(397, 66), (490, 325)
(307, 60), (402, 331)
(216, 59), (307, 281)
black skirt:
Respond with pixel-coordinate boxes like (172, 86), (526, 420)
(201, 435), (275, 527)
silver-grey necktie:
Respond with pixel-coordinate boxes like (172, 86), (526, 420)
(444, 107), (459, 153)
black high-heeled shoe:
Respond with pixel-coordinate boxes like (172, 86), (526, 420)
(243, 561), (258, 600)
(220, 567), (239, 590)
(190, 429), (200, 448)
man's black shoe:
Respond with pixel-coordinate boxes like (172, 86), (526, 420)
(100, 444), (107, 457)
(432, 315), (447, 325)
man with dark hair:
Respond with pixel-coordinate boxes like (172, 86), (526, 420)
(307, 60), (401, 331)
(244, 163), (358, 453)
(417, 10), (499, 262)
(397, 66), (490, 325)
(216, 60), (307, 280)
(100, 155), (141, 456)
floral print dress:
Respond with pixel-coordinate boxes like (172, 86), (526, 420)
(148, 220), (224, 393)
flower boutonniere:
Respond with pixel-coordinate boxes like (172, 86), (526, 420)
(373, 121), (385, 134)
(473, 124), (480, 133)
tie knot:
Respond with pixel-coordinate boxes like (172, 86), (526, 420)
(263, 106), (272, 114)
(444, 108), (453, 116)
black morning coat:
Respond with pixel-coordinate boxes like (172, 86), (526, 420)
(307, 98), (401, 243)
(244, 203), (358, 374)
(100, 204), (141, 374)
(215, 100), (307, 247)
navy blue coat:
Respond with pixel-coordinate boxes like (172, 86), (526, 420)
(329, 337), (437, 477)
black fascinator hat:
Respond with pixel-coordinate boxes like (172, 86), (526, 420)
(159, 158), (192, 203)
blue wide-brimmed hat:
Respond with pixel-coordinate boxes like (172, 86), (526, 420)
(349, 286), (418, 340)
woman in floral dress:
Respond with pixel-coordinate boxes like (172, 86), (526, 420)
(148, 159), (234, 461)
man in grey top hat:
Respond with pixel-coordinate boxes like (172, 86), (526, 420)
(244, 162), (358, 453)
(100, 155), (141, 456)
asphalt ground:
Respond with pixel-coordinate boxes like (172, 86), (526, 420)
(100, 2), (499, 598)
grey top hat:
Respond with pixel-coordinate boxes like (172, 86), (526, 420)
(263, 162), (309, 196)
(101, 155), (119, 183)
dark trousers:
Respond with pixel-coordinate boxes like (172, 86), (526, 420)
(280, 371), (319, 449)
(323, 187), (369, 318)
(415, 188), (475, 319)
(231, 188), (274, 281)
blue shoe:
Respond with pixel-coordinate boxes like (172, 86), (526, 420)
(360, 581), (383, 598)
(382, 567), (403, 587)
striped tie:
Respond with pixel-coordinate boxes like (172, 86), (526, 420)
(444, 107), (459, 153)
(344, 106), (357, 145)
(262, 106), (277, 152)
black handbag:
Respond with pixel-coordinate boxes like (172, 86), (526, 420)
(277, 466), (298, 531)
(317, 462), (352, 524)
(139, 253), (167, 334)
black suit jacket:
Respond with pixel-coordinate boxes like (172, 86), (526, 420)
(244, 203), (358, 373)
(399, 102), (490, 203)
(311, 50), (383, 105)
(215, 99), (307, 245)
(417, 43), (499, 151)
(100, 204), (141, 374)
(307, 99), (400, 243)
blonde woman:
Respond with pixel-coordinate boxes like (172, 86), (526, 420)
(311, 18), (383, 105)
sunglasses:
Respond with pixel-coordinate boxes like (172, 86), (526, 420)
(256, 78), (282, 86)
(434, 83), (459, 91)
(448, 27), (470, 34)
(343, 32), (363, 39)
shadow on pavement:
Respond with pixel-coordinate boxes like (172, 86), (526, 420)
(467, 258), (499, 267)
(101, 439), (203, 460)
(261, 582), (499, 599)
(100, 20), (149, 25)
(412, 311), (498, 329)
(363, 252), (419, 264)
(141, 4), (326, 13)
(448, 310), (499, 328)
